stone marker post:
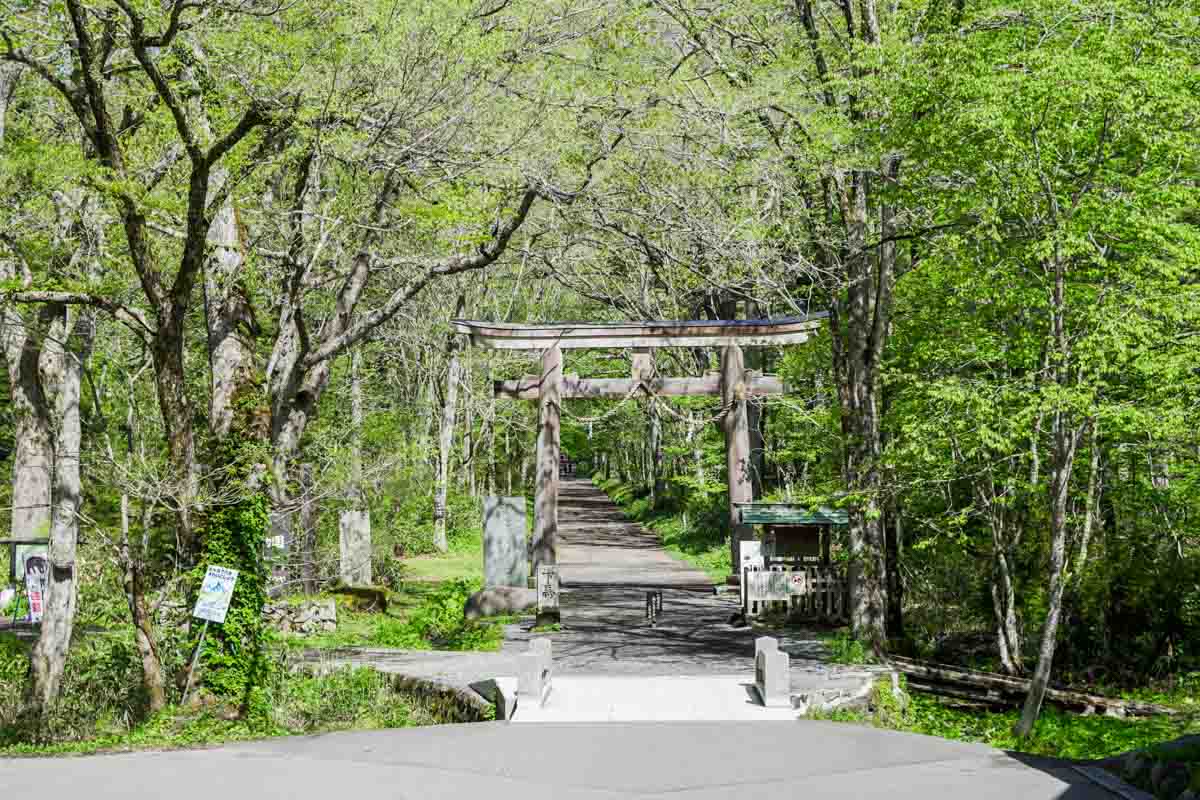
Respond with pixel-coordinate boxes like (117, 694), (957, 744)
(536, 563), (560, 626)
(518, 638), (553, 707)
(483, 496), (528, 588)
(755, 636), (791, 708)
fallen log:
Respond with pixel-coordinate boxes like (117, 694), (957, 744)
(889, 655), (1178, 717)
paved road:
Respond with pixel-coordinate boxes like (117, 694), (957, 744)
(0, 721), (1118, 799)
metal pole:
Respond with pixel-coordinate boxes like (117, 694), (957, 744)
(181, 619), (210, 705)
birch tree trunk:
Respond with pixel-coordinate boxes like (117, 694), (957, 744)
(1015, 250), (1082, 737)
(28, 303), (92, 714)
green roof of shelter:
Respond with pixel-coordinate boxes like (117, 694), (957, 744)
(733, 504), (848, 526)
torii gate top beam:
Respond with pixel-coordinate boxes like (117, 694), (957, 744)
(451, 315), (826, 350)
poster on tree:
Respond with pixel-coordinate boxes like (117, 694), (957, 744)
(23, 550), (48, 623)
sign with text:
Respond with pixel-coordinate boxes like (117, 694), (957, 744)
(24, 550), (47, 624)
(739, 540), (764, 571)
(192, 565), (239, 624)
(536, 564), (560, 614)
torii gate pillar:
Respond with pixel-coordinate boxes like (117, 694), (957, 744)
(532, 344), (561, 580)
(721, 345), (754, 582)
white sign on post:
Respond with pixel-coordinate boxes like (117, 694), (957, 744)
(192, 565), (239, 624)
(536, 564), (560, 614)
(739, 540), (764, 571)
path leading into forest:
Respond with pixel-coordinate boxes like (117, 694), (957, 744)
(7, 480), (1126, 799)
(303, 478), (883, 720)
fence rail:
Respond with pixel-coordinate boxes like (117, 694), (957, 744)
(742, 563), (847, 621)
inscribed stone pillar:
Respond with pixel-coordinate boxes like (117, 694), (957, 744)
(339, 509), (372, 586)
(722, 344), (754, 582)
(483, 496), (527, 588)
(532, 345), (561, 573)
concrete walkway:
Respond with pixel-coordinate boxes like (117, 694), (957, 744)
(0, 722), (1121, 799)
(498, 480), (885, 719)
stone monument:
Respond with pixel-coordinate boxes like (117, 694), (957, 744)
(754, 636), (791, 708)
(483, 496), (527, 589)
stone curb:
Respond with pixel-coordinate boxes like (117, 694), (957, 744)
(1071, 765), (1156, 800)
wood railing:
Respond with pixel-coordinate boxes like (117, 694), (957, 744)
(742, 563), (847, 621)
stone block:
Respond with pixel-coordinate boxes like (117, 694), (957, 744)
(755, 636), (778, 659)
(517, 652), (551, 707)
(755, 647), (791, 708)
(484, 496), (527, 589)
(464, 586), (536, 620)
(531, 637), (552, 670)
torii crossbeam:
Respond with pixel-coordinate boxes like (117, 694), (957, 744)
(453, 316), (826, 608)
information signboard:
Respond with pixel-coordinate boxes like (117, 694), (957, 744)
(192, 565), (239, 624)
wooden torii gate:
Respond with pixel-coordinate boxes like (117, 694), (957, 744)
(452, 317), (824, 594)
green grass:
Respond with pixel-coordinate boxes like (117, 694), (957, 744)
(0, 667), (451, 757)
(402, 529), (485, 582)
(597, 478), (731, 581)
(283, 579), (516, 653)
(819, 678), (1200, 761)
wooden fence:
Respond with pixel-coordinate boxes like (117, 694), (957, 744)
(742, 562), (847, 621)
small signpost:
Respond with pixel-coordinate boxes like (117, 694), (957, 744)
(536, 564), (560, 626)
(183, 565), (239, 703)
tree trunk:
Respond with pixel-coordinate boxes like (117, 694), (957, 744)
(1, 303), (53, 543)
(339, 349), (372, 585)
(992, 544), (1022, 674)
(433, 344), (462, 553)
(1015, 250), (1081, 738)
(297, 463), (318, 593)
(119, 496), (166, 713)
(113, 393), (166, 713)
(204, 190), (256, 440)
(0, 64), (20, 147)
(884, 498), (904, 639)
(27, 303), (90, 715)
(1015, 412), (1077, 736)
(648, 400), (663, 508)
(151, 319), (200, 560)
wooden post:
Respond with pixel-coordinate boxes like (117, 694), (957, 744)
(722, 344), (754, 583)
(533, 344), (561, 601)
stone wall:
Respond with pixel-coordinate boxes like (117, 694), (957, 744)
(264, 599), (337, 635)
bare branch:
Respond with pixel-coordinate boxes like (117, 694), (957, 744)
(302, 187), (538, 368)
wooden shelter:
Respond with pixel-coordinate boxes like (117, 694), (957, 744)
(454, 316), (825, 616)
(734, 504), (848, 564)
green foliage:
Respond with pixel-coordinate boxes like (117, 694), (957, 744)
(0, 629), (190, 746)
(194, 495), (272, 718)
(824, 630), (873, 666)
(820, 689), (1199, 762)
(369, 578), (506, 651)
(0, 666), (451, 755)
